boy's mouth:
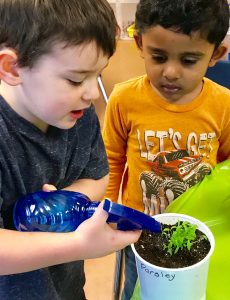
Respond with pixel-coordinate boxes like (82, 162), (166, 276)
(161, 84), (180, 94)
(70, 110), (84, 120)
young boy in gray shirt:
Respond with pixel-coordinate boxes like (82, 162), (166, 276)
(0, 1), (141, 299)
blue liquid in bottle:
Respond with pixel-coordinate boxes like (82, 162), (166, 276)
(14, 190), (99, 232)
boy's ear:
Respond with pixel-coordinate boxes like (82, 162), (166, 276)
(134, 33), (144, 58)
(208, 43), (228, 67)
(134, 33), (142, 50)
(0, 49), (21, 86)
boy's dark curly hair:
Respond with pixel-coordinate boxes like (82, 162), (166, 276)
(135, 0), (229, 48)
(0, 0), (118, 67)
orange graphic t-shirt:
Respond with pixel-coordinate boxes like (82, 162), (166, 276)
(103, 75), (230, 214)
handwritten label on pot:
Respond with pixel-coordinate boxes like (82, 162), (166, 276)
(141, 263), (176, 281)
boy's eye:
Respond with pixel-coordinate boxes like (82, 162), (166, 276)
(67, 79), (83, 86)
(151, 54), (167, 64)
(181, 57), (198, 65)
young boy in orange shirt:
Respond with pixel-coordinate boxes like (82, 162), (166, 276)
(103, 0), (230, 299)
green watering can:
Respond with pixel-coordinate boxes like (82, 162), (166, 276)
(132, 159), (230, 300)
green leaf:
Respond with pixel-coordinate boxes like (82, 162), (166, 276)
(161, 221), (199, 255)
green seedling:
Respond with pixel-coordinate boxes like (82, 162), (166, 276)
(162, 221), (206, 255)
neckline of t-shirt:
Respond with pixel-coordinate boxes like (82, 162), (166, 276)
(144, 75), (208, 112)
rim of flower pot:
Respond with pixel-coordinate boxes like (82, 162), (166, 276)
(131, 212), (215, 272)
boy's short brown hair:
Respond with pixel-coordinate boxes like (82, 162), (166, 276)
(0, 0), (118, 67)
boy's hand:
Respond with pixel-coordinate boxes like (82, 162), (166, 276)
(75, 201), (141, 259)
(42, 184), (57, 192)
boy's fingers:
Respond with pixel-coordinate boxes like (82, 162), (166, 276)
(92, 200), (108, 221)
(115, 229), (142, 246)
(42, 184), (57, 192)
(93, 200), (142, 245)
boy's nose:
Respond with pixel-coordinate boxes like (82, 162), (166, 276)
(82, 78), (100, 102)
(163, 64), (180, 81)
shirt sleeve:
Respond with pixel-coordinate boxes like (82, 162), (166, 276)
(217, 105), (230, 162)
(103, 89), (128, 202)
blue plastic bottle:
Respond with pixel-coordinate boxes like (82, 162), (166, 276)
(13, 190), (161, 233)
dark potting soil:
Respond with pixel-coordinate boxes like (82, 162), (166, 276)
(135, 223), (211, 268)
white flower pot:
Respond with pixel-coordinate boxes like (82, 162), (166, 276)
(131, 213), (215, 300)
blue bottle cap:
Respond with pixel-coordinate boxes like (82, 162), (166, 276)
(103, 199), (161, 233)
